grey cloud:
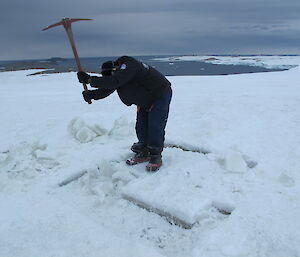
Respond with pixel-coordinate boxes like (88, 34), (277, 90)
(1, 0), (300, 60)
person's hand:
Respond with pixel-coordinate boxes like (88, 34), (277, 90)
(82, 90), (93, 102)
(77, 71), (90, 84)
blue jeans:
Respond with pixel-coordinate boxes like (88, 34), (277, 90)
(135, 86), (172, 154)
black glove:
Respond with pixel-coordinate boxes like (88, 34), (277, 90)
(77, 71), (90, 84)
(82, 90), (94, 103)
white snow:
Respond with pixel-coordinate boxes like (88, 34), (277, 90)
(153, 55), (300, 69)
(224, 148), (248, 173)
(1, 56), (300, 256)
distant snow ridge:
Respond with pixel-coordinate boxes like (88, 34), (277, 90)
(153, 55), (299, 70)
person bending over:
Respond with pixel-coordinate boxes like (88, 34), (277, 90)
(77, 56), (172, 172)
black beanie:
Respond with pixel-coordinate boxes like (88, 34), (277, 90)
(101, 61), (117, 77)
(101, 61), (115, 71)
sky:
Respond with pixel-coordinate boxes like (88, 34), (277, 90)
(1, 0), (300, 60)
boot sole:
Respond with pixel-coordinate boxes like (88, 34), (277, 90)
(146, 163), (162, 172)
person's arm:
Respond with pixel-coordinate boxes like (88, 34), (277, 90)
(92, 88), (115, 100)
(82, 89), (114, 102)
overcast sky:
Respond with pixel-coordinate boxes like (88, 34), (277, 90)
(1, 0), (300, 60)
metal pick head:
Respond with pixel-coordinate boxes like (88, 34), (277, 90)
(42, 18), (93, 31)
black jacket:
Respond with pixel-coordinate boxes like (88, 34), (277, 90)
(89, 56), (171, 108)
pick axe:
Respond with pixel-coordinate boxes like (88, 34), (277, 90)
(42, 18), (93, 104)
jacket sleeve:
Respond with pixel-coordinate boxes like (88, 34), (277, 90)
(91, 88), (115, 100)
(89, 57), (139, 90)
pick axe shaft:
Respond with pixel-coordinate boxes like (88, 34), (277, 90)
(42, 18), (92, 104)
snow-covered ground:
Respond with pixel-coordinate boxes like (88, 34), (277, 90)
(1, 56), (300, 257)
(153, 55), (300, 70)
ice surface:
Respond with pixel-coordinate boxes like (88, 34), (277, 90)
(122, 148), (238, 228)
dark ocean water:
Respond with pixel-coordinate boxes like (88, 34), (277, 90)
(0, 55), (289, 76)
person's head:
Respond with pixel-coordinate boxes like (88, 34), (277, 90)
(101, 60), (118, 77)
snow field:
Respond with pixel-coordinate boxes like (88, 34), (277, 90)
(1, 58), (300, 257)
